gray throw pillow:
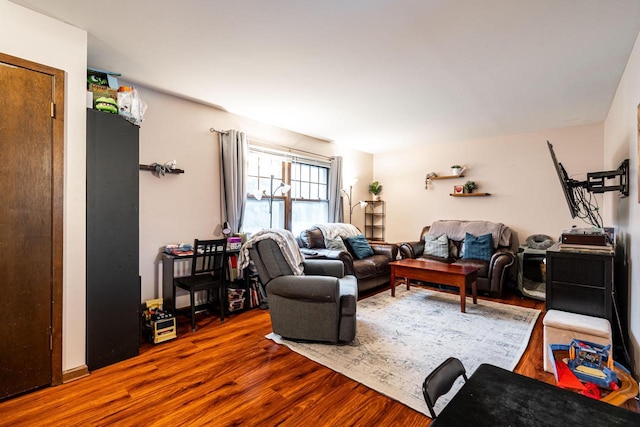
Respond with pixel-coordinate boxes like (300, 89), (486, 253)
(326, 236), (347, 251)
(423, 234), (449, 258)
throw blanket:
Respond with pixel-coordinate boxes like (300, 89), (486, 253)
(427, 220), (511, 249)
(238, 229), (305, 275)
(313, 223), (361, 245)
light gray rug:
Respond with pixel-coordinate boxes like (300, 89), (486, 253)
(267, 286), (540, 417)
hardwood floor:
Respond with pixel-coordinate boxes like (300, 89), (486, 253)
(1, 285), (638, 426)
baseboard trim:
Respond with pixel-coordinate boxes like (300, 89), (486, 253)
(62, 365), (90, 383)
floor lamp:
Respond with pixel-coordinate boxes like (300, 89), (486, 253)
(341, 184), (368, 224)
(268, 174), (291, 228)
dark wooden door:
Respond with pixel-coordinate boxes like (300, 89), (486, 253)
(0, 54), (64, 399)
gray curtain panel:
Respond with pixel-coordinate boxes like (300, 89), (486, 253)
(219, 130), (248, 232)
(328, 156), (343, 222)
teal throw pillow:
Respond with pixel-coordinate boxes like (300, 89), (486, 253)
(462, 232), (494, 262)
(346, 235), (375, 259)
(423, 234), (449, 258)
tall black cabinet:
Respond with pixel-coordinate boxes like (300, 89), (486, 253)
(86, 109), (140, 371)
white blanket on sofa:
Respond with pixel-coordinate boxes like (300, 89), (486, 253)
(427, 220), (511, 248)
(313, 223), (362, 243)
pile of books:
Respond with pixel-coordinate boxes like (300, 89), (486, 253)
(164, 243), (193, 256)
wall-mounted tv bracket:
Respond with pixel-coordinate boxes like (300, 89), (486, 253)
(579, 159), (629, 196)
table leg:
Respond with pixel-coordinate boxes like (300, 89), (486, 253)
(405, 277), (410, 291)
(390, 268), (396, 297)
(472, 279), (478, 305)
(460, 283), (466, 313)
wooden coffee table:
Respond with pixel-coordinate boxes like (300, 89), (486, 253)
(389, 259), (478, 312)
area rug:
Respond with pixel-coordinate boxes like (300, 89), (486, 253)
(266, 286), (540, 417)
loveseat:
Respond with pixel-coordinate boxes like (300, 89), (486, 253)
(297, 223), (398, 293)
(399, 220), (517, 297)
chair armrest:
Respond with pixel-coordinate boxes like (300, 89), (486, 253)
(488, 248), (516, 296)
(371, 243), (398, 261)
(267, 275), (340, 301)
(303, 259), (345, 278)
(399, 241), (423, 259)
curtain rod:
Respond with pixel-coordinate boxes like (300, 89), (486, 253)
(210, 127), (228, 135)
(209, 127), (334, 161)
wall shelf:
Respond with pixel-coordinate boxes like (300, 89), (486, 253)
(449, 193), (491, 197)
(430, 174), (465, 180)
(139, 164), (184, 174)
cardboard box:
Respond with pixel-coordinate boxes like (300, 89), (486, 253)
(88, 83), (118, 114)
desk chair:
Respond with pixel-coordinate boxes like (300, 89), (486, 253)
(174, 238), (227, 332)
(422, 357), (468, 418)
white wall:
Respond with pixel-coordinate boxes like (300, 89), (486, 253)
(0, 0), (87, 371)
(604, 30), (640, 376)
(136, 87), (372, 303)
(374, 123), (604, 245)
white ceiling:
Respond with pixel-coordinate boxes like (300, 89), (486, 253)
(10, 0), (640, 153)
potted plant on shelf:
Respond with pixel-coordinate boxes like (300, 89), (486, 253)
(463, 180), (477, 194)
(451, 165), (465, 176)
(369, 181), (383, 201)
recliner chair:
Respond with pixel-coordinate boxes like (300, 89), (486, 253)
(248, 238), (358, 343)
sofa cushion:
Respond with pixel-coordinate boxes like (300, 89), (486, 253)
(423, 234), (449, 258)
(453, 258), (489, 277)
(352, 254), (390, 279)
(346, 235), (375, 259)
(462, 232), (494, 262)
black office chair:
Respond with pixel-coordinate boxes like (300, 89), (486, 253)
(422, 357), (468, 418)
(174, 238), (227, 332)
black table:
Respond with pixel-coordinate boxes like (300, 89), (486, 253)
(431, 363), (640, 426)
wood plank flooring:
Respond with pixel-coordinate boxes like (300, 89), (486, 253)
(1, 285), (638, 426)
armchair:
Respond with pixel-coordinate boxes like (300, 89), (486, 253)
(248, 237), (357, 343)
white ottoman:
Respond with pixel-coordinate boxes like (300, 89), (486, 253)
(543, 309), (612, 373)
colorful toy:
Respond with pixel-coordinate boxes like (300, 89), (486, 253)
(566, 339), (618, 390)
(95, 96), (118, 114)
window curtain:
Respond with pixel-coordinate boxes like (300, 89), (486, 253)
(219, 130), (248, 233)
(328, 156), (343, 222)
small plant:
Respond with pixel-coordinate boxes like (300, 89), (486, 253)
(450, 165), (465, 175)
(369, 181), (382, 195)
(463, 180), (477, 193)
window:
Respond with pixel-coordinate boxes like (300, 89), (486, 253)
(243, 149), (329, 236)
(291, 161), (328, 236)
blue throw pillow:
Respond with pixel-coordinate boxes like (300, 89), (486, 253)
(462, 232), (494, 262)
(346, 235), (375, 259)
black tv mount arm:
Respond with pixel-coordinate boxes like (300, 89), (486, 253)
(566, 159), (630, 196)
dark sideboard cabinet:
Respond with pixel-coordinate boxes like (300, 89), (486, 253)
(86, 109), (140, 371)
(545, 243), (614, 322)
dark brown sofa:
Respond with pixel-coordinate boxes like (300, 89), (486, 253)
(399, 220), (516, 297)
(297, 225), (398, 293)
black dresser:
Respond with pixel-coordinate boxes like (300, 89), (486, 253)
(545, 243), (614, 321)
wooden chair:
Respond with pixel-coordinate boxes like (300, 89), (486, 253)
(422, 357), (468, 418)
(174, 238), (227, 332)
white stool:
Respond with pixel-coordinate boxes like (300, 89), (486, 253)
(543, 309), (612, 373)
